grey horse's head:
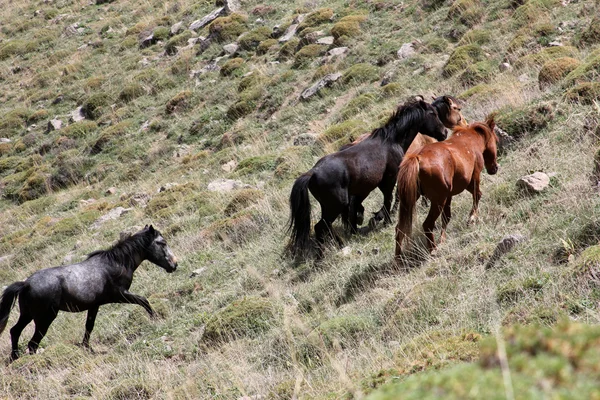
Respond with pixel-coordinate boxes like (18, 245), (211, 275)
(143, 225), (178, 273)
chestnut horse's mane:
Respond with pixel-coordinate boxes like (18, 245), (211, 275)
(453, 118), (497, 145)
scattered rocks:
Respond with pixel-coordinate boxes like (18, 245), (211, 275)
(293, 133), (318, 146)
(126, 193), (151, 207)
(316, 36), (334, 45)
(139, 31), (157, 48)
(189, 7), (225, 31)
(517, 172), (550, 194)
(64, 23), (81, 37)
(207, 178), (251, 192)
(279, 14), (306, 43)
(397, 42), (416, 60)
(70, 107), (86, 122)
(223, 43), (239, 55)
(171, 21), (184, 35)
(221, 160), (238, 172)
(499, 62), (512, 72)
(92, 207), (132, 229)
(190, 268), (206, 278)
(105, 187), (116, 195)
(159, 182), (179, 192)
(300, 72), (342, 100)
(46, 119), (62, 132)
(486, 234), (527, 269)
(0, 138), (11, 143)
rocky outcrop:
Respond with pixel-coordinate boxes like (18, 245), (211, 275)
(300, 72), (342, 100)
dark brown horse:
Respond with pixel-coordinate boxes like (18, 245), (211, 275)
(288, 100), (447, 258)
(394, 118), (498, 259)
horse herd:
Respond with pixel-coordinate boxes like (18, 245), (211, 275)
(0, 95), (499, 361)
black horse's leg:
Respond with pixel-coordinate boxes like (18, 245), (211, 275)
(9, 313), (33, 361)
(28, 311), (58, 355)
(118, 291), (155, 318)
(349, 196), (366, 232)
(370, 179), (396, 228)
(82, 306), (99, 349)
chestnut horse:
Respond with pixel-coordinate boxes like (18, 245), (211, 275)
(288, 100), (447, 258)
(394, 118), (498, 259)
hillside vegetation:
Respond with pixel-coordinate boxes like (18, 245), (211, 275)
(1, 0), (600, 398)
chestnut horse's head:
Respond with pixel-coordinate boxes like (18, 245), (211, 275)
(432, 95), (468, 129)
(480, 117), (499, 175)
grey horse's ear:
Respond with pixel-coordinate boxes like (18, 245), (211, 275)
(144, 224), (148, 229)
(148, 225), (156, 235)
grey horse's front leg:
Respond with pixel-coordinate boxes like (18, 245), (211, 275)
(82, 306), (99, 350)
(119, 291), (155, 318)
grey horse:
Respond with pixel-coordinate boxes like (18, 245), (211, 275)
(0, 225), (177, 361)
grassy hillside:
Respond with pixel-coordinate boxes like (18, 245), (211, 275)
(1, 0), (600, 398)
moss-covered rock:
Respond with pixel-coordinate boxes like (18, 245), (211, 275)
(293, 44), (327, 68)
(447, 0), (483, 27)
(495, 102), (554, 139)
(538, 57), (580, 87)
(313, 315), (375, 349)
(342, 63), (380, 85)
(514, 46), (578, 69)
(564, 54), (600, 87)
(459, 60), (495, 85)
(238, 26), (272, 51)
(165, 90), (192, 114)
(256, 38), (278, 55)
(458, 29), (491, 46)
(164, 30), (193, 55)
(90, 121), (132, 154)
(0, 39), (38, 60)
(278, 37), (300, 60)
(580, 15), (600, 46)
(204, 297), (280, 343)
(208, 13), (248, 43)
(235, 154), (278, 175)
(423, 37), (448, 53)
(152, 26), (170, 42)
(331, 15), (367, 40)
(512, 0), (560, 28)
(118, 83), (146, 103)
(298, 8), (334, 32)
(81, 93), (111, 120)
(319, 119), (367, 144)
(220, 57), (245, 76)
(564, 82), (600, 104)
(62, 121), (98, 138)
(341, 93), (377, 120)
(224, 188), (264, 216)
(442, 44), (484, 77)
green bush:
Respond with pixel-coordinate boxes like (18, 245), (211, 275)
(164, 30), (193, 55)
(235, 154), (278, 175)
(298, 8), (334, 31)
(458, 29), (491, 45)
(165, 91), (192, 114)
(208, 13), (248, 43)
(442, 44), (484, 77)
(224, 189), (264, 216)
(512, 0), (560, 28)
(118, 83), (146, 103)
(564, 54), (600, 86)
(238, 26), (272, 51)
(220, 57), (245, 76)
(341, 93), (377, 120)
(580, 15), (600, 46)
(514, 46), (578, 69)
(495, 102), (554, 139)
(62, 121), (98, 138)
(538, 57), (580, 87)
(319, 119), (367, 144)
(459, 60), (495, 85)
(90, 121), (132, 154)
(293, 44), (327, 68)
(0, 40), (38, 60)
(203, 297), (280, 343)
(81, 93), (111, 120)
(278, 37), (300, 60)
(447, 0), (483, 27)
(564, 82), (600, 104)
(331, 15), (367, 40)
(342, 63), (380, 85)
(257, 38), (278, 55)
(314, 315), (375, 348)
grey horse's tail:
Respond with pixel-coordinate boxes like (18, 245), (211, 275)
(0, 282), (27, 336)
(287, 172), (313, 258)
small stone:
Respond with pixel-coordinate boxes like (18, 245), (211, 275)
(0, 138), (11, 143)
(52, 95), (64, 105)
(517, 172), (550, 194)
(128, 193), (151, 207)
(300, 72), (342, 100)
(293, 133), (318, 146)
(316, 36), (334, 45)
(190, 268), (206, 278)
(278, 14), (306, 43)
(221, 160), (238, 172)
(486, 234), (527, 269)
(207, 178), (250, 192)
(159, 182), (179, 192)
(70, 107), (86, 122)
(92, 207), (132, 229)
(139, 31), (156, 48)
(499, 62), (512, 72)
(105, 187), (116, 195)
(518, 73), (529, 83)
(47, 119), (63, 132)
(171, 21), (183, 35)
(189, 7), (225, 31)
(548, 41), (563, 46)
(223, 43), (239, 55)
(341, 246), (352, 256)
(397, 42), (416, 60)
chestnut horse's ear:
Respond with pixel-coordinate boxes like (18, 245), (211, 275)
(485, 113), (496, 131)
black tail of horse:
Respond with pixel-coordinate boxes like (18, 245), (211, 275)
(287, 172), (313, 258)
(0, 282), (27, 336)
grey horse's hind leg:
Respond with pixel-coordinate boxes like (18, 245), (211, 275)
(9, 313), (33, 361)
(28, 311), (58, 355)
(118, 291), (155, 318)
(82, 306), (99, 349)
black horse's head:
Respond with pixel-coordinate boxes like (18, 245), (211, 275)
(416, 99), (447, 142)
(143, 225), (178, 273)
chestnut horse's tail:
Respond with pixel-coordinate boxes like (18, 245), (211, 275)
(287, 172), (313, 258)
(0, 281), (27, 337)
(395, 155), (420, 256)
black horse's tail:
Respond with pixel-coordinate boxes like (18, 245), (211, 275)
(287, 172), (313, 258)
(0, 281), (27, 337)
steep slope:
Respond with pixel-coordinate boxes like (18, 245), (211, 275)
(0, 0), (600, 398)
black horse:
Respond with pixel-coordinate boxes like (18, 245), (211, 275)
(0, 225), (177, 361)
(287, 100), (447, 258)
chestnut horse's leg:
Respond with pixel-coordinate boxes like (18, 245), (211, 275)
(440, 197), (453, 244)
(423, 199), (446, 253)
(466, 177), (482, 225)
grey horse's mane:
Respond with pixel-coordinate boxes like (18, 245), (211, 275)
(87, 229), (154, 269)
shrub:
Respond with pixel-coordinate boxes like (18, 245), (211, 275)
(342, 63), (379, 85)
(224, 189), (264, 216)
(81, 93), (111, 120)
(458, 29), (491, 46)
(538, 57), (580, 87)
(293, 44), (327, 68)
(152, 26), (170, 41)
(442, 44), (484, 77)
(208, 13), (248, 43)
(331, 15), (367, 41)
(514, 46), (578, 69)
(0, 40), (38, 60)
(459, 60), (495, 85)
(62, 121), (98, 138)
(220, 57), (245, 76)
(17, 169), (50, 202)
(581, 15), (600, 46)
(235, 154), (278, 175)
(298, 8), (334, 31)
(278, 37), (300, 60)
(257, 38), (278, 54)
(0, 109), (30, 136)
(164, 30), (193, 55)
(341, 93), (377, 120)
(448, 0), (483, 27)
(319, 119), (367, 144)
(512, 0), (560, 28)
(90, 121), (132, 154)
(238, 26), (272, 51)
(564, 54), (600, 86)
(565, 82), (600, 104)
(314, 315), (375, 349)
(118, 83), (146, 103)
(495, 102), (554, 139)
(423, 37), (448, 53)
(165, 91), (192, 114)
(203, 297), (280, 343)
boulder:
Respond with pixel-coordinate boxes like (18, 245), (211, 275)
(92, 207), (132, 229)
(221, 160), (238, 172)
(322, 46), (349, 63)
(278, 14), (306, 43)
(189, 7), (225, 31)
(171, 21), (184, 35)
(293, 133), (318, 146)
(300, 72), (342, 100)
(397, 42), (416, 60)
(499, 62), (512, 72)
(47, 119), (63, 132)
(105, 187), (116, 195)
(223, 43), (239, 55)
(316, 36), (334, 45)
(221, 0), (241, 13)
(207, 178), (251, 192)
(190, 268), (206, 278)
(0, 138), (11, 143)
(517, 172), (550, 193)
(70, 107), (86, 122)
(139, 31), (156, 48)
(486, 234), (527, 269)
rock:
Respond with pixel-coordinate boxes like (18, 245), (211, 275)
(397, 42), (416, 60)
(171, 21), (183, 35)
(499, 62), (512, 72)
(189, 7), (225, 31)
(322, 46), (349, 63)
(222, 0), (241, 13)
(0, 254), (12, 265)
(279, 14), (306, 43)
(0, 138), (11, 143)
(52, 95), (64, 105)
(207, 178), (250, 192)
(303, 30), (326, 43)
(159, 182), (179, 192)
(127, 193), (151, 207)
(64, 23), (80, 37)
(46, 119), (62, 132)
(105, 187), (116, 195)
(381, 70), (396, 86)
(316, 36), (334, 45)
(221, 160), (238, 172)
(486, 234), (527, 269)
(139, 31), (156, 48)
(70, 107), (86, 122)
(92, 207), (132, 229)
(517, 172), (550, 194)
(271, 25), (284, 38)
(341, 246), (352, 256)
(223, 43), (239, 55)
(190, 268), (206, 278)
(548, 41), (563, 46)
(300, 72), (342, 100)
(518, 73), (529, 83)
(293, 133), (318, 146)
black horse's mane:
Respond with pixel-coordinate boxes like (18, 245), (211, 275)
(87, 229), (154, 268)
(369, 101), (425, 143)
